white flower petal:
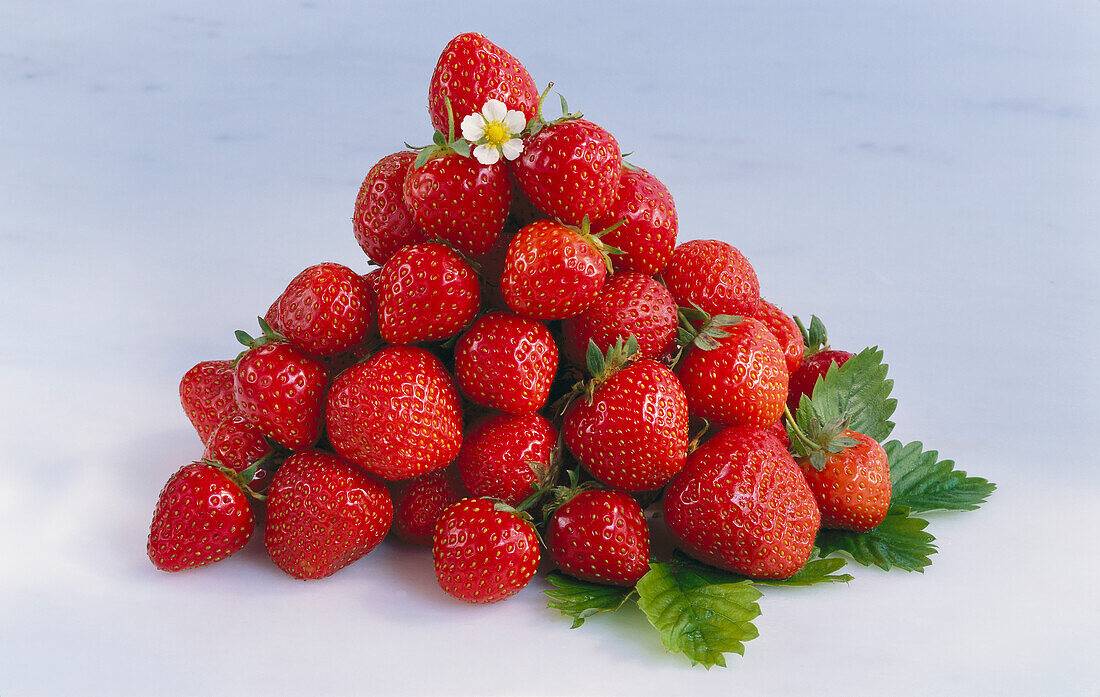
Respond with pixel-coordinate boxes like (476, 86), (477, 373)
(501, 138), (524, 161)
(473, 143), (501, 165)
(483, 99), (508, 123)
(504, 109), (527, 134)
(461, 113), (487, 142)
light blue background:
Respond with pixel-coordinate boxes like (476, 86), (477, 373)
(2, 2), (1097, 695)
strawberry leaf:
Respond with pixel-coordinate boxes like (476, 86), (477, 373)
(670, 550), (853, 587)
(815, 505), (936, 572)
(885, 440), (996, 513)
(796, 346), (896, 442)
(544, 572), (636, 628)
(635, 562), (761, 668)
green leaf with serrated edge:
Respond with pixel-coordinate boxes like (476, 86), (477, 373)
(635, 562), (761, 669)
(585, 339), (605, 377)
(815, 505), (936, 572)
(669, 550), (853, 587)
(796, 346), (897, 443)
(885, 440), (996, 512)
(544, 572), (636, 629)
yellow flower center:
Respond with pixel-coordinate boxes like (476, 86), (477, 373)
(484, 122), (510, 147)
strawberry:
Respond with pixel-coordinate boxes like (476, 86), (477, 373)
(377, 242), (480, 345)
(179, 359), (239, 445)
(545, 488), (650, 587)
(403, 151), (511, 257)
(499, 219), (613, 320)
(455, 412), (557, 507)
(512, 118), (622, 227)
(264, 450), (392, 580)
(433, 498), (540, 603)
(677, 317), (789, 428)
(353, 151), (427, 265)
(203, 414), (275, 491)
(752, 299), (804, 375)
(427, 33), (539, 139)
(787, 348), (854, 413)
(147, 462), (254, 572)
(797, 430), (891, 532)
(392, 467), (464, 546)
(663, 430), (820, 579)
(662, 239), (761, 318)
(454, 311), (558, 415)
(271, 262), (376, 358)
(561, 271), (677, 368)
(766, 419), (792, 451)
(326, 345), (462, 480)
(590, 166), (678, 275)
(703, 423), (791, 459)
(564, 349), (689, 492)
(233, 338), (327, 451)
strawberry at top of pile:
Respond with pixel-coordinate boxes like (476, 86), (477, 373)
(150, 32), (993, 668)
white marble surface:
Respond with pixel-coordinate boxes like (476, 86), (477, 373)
(2, 1), (1098, 695)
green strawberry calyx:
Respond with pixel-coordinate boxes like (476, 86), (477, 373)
(550, 336), (640, 419)
(540, 467), (601, 522)
(525, 82), (583, 137)
(570, 215), (626, 275)
(407, 97), (474, 168)
(202, 449), (279, 502)
(664, 304), (742, 368)
(233, 316), (286, 363)
(794, 314), (830, 359)
(783, 403), (859, 471)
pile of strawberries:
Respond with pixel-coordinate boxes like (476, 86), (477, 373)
(149, 33), (993, 666)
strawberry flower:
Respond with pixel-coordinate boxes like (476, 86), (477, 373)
(460, 99), (526, 165)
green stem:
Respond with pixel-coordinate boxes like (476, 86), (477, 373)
(783, 404), (820, 455)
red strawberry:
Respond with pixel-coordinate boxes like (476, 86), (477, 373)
(512, 118), (622, 227)
(203, 414), (275, 491)
(427, 33), (539, 139)
(233, 341), (327, 450)
(392, 468), (464, 546)
(455, 412), (557, 507)
(662, 239), (761, 318)
(271, 262), (376, 357)
(561, 272), (677, 368)
(454, 311), (558, 414)
(752, 299), (804, 375)
(264, 450), (392, 580)
(377, 242), (480, 345)
(787, 349), (854, 413)
(545, 489), (650, 587)
(677, 317), (789, 428)
(403, 152), (510, 256)
(766, 419), (792, 451)
(664, 431), (820, 579)
(500, 219), (611, 320)
(590, 166), (678, 275)
(564, 357), (688, 492)
(704, 423), (790, 459)
(433, 498), (540, 603)
(353, 151), (427, 265)
(326, 345), (463, 480)
(797, 430), (891, 532)
(179, 360), (239, 445)
(147, 462), (254, 572)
